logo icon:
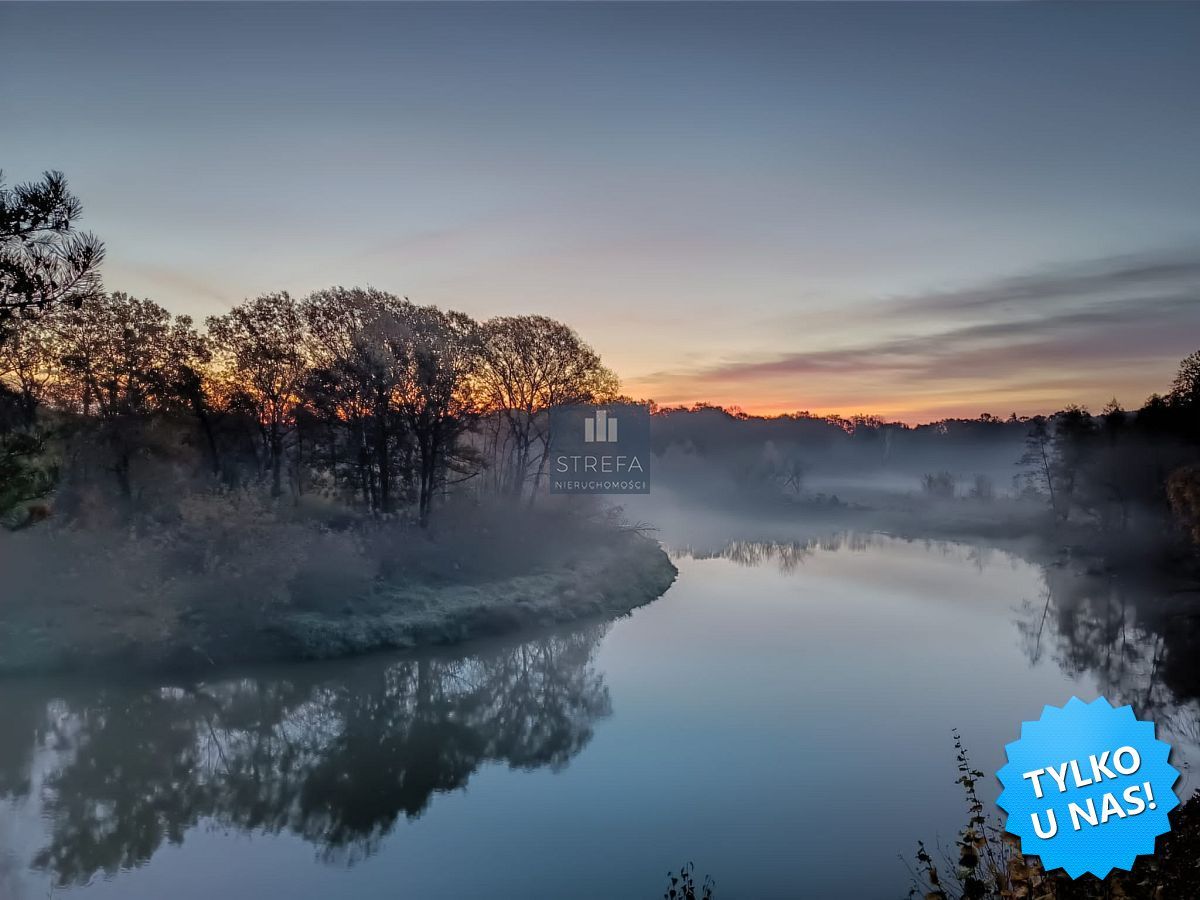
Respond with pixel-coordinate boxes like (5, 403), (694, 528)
(584, 409), (618, 443)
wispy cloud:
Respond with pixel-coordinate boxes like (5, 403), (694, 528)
(887, 248), (1200, 318)
(632, 248), (1200, 419)
(697, 292), (1196, 381)
(110, 261), (232, 309)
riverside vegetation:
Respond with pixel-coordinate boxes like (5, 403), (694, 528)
(0, 169), (673, 674)
(908, 734), (1200, 900)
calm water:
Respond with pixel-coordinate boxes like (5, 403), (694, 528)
(1, 521), (1196, 899)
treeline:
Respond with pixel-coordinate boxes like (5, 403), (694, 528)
(1018, 363), (1200, 539)
(0, 287), (617, 526)
(644, 358), (1200, 549)
(650, 404), (1031, 478)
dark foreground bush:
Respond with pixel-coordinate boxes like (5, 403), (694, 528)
(908, 731), (1200, 900)
(662, 863), (714, 900)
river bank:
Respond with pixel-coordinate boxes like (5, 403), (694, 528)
(261, 533), (677, 665)
(0, 515), (677, 676)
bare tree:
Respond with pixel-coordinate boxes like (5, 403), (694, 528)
(301, 287), (412, 512)
(0, 314), (56, 426)
(207, 293), (308, 497)
(53, 292), (209, 497)
(391, 305), (481, 526)
(1019, 417), (1058, 515)
(477, 315), (618, 501)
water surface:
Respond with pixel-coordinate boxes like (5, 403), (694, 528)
(1, 525), (1195, 899)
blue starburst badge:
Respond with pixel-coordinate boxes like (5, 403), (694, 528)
(996, 696), (1179, 879)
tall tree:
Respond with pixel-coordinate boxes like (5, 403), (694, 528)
(391, 305), (481, 526)
(1050, 405), (1097, 521)
(54, 292), (209, 497)
(477, 315), (618, 500)
(1169, 350), (1200, 410)
(0, 314), (56, 427)
(207, 293), (308, 497)
(1019, 417), (1059, 515)
(0, 171), (104, 340)
(301, 287), (411, 512)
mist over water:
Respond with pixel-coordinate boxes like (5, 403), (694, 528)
(1, 502), (1195, 900)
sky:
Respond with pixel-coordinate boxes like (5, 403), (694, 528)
(3, 2), (1199, 423)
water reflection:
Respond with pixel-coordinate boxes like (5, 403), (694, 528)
(1018, 564), (1200, 745)
(5, 532), (1200, 898)
(676, 530), (1005, 574)
(674, 530), (868, 572)
(684, 532), (1200, 777)
(0, 624), (610, 885)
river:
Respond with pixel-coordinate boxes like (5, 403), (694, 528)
(1, 514), (1196, 899)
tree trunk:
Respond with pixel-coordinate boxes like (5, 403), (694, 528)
(19, 389), (37, 428)
(113, 446), (132, 500)
(270, 423), (283, 498)
(527, 438), (549, 509)
(192, 399), (221, 477)
(1040, 442), (1058, 517)
(417, 432), (438, 527)
(376, 415), (391, 514)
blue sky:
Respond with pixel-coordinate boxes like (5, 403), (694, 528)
(3, 2), (1199, 421)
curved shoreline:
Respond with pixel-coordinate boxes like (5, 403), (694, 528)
(261, 534), (677, 663)
(0, 534), (678, 677)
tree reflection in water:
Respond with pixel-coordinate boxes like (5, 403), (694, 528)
(676, 531), (874, 573)
(686, 532), (1200, 772)
(677, 530), (1006, 574)
(689, 532), (1200, 766)
(1017, 563), (1200, 747)
(0, 624), (610, 885)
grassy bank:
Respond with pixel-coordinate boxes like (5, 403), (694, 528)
(264, 532), (676, 664)
(0, 495), (677, 675)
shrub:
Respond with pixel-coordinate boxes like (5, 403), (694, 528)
(0, 431), (56, 523)
(909, 732), (1200, 899)
(1167, 463), (1200, 548)
(921, 471), (957, 499)
(662, 863), (714, 900)
(968, 474), (995, 502)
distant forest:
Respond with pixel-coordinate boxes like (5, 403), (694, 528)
(649, 366), (1200, 546)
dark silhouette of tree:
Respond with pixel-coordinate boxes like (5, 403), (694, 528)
(1007, 351), (1200, 533)
(0, 171), (104, 338)
(1170, 350), (1200, 409)
(300, 287), (413, 512)
(478, 315), (618, 500)
(1018, 417), (1058, 513)
(1049, 405), (1097, 521)
(3, 279), (634, 525)
(207, 293), (308, 497)
(52, 292), (210, 499)
(0, 313), (54, 426)
(391, 305), (482, 525)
